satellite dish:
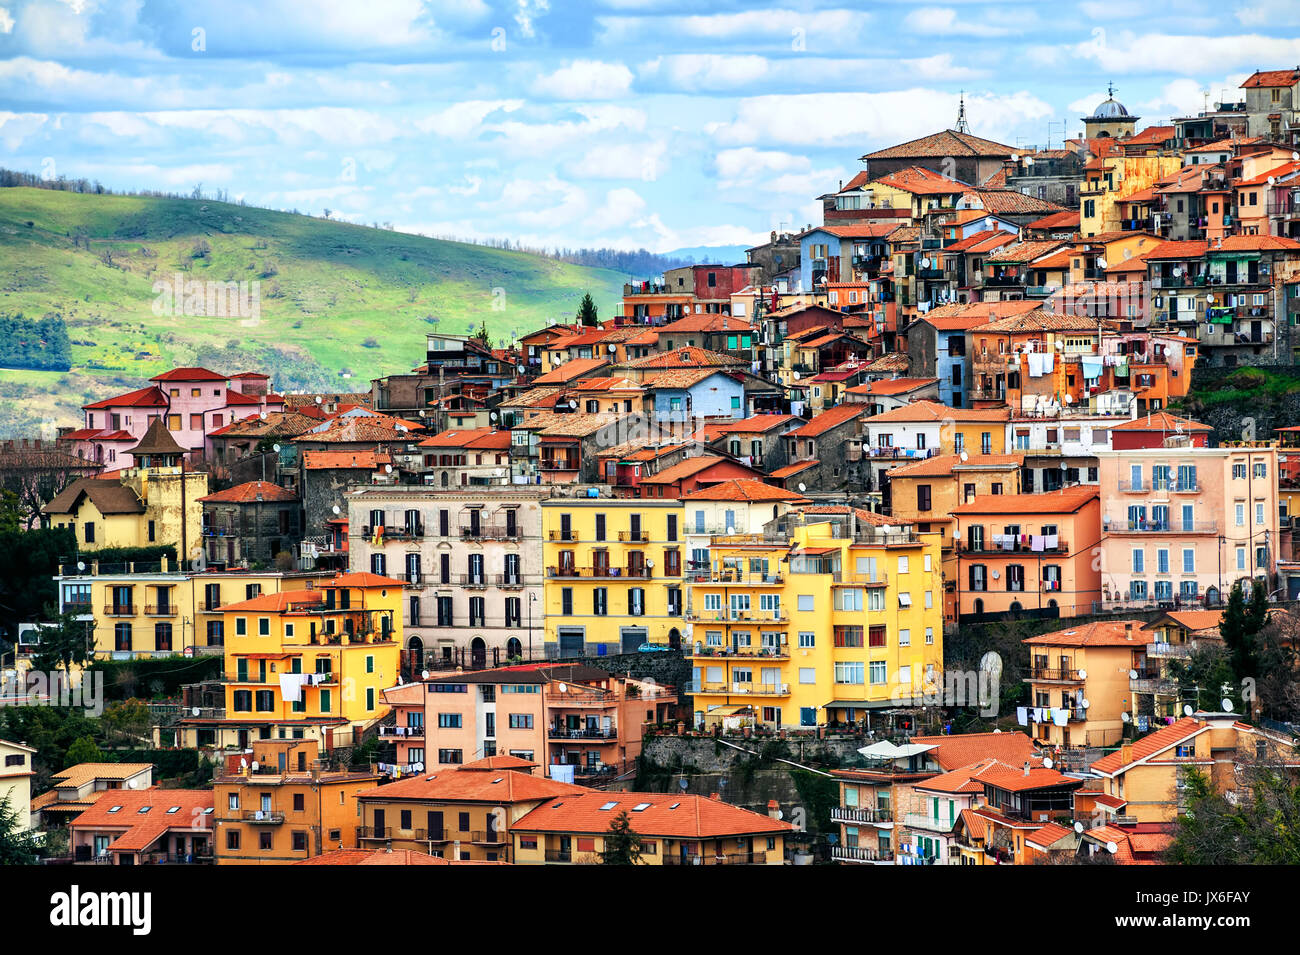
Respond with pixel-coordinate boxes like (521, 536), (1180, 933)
(921, 257), (932, 268)
(240, 758), (248, 769)
(489, 411), (498, 422)
(608, 344), (617, 353)
(332, 505), (340, 515)
(1073, 821), (1085, 833)
(1269, 176), (1277, 186)
(77, 561), (86, 571)
(128, 778), (140, 789)
(1183, 704), (1194, 716)
(1077, 668), (1087, 679)
(1121, 711), (1132, 723)
(385, 464), (393, 473)
(718, 778), (727, 789)
(1221, 698), (1234, 712)
(192, 707), (200, 717)
(1063, 394), (1073, 405)
(1011, 153), (1020, 162)
(991, 570), (1000, 579)
(251, 761), (260, 771)
(646, 559), (655, 568)
(1024, 156), (1035, 166)
(1096, 257), (1108, 270)
(798, 483), (807, 492)
(259, 412), (268, 420)
(1081, 698), (1090, 709)
(1128, 668), (1139, 680)
(1172, 266), (1183, 277)
(557, 683), (568, 693)
(569, 399), (578, 410)
(315, 395), (323, 404)
(421, 670), (430, 680)
(1105, 841), (1118, 854)
(1293, 151), (1299, 161)
(1042, 757), (1054, 770)
(959, 451), (969, 461)
(679, 777), (689, 790)
(272, 443), (281, 453)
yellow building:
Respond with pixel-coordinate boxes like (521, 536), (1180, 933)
(0, 739), (36, 832)
(55, 562), (329, 660)
(542, 496), (686, 656)
(220, 571), (403, 735)
(43, 419), (206, 554)
(1080, 153), (1182, 237)
(687, 511), (944, 731)
(1089, 714), (1300, 823)
(213, 738), (379, 864)
(1023, 619), (1146, 749)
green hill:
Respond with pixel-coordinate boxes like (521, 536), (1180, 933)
(0, 187), (626, 435)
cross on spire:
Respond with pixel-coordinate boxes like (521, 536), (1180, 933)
(1107, 80), (1116, 99)
(955, 90), (970, 133)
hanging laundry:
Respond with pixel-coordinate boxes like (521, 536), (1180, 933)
(1017, 707), (1028, 726)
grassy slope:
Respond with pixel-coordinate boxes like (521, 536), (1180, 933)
(0, 188), (626, 433)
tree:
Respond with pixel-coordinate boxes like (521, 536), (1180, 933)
(1219, 580), (1267, 683)
(0, 794), (39, 865)
(65, 735), (104, 765)
(599, 810), (642, 864)
(102, 700), (150, 749)
(576, 293), (598, 327)
(1165, 763), (1300, 864)
(30, 606), (92, 678)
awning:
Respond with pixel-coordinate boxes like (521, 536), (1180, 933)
(857, 740), (938, 759)
(706, 704), (756, 716)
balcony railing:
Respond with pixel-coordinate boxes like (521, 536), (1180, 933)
(663, 851), (769, 865)
(1118, 480), (1201, 494)
(458, 574), (490, 589)
(548, 726), (618, 740)
(618, 530), (649, 543)
(685, 610), (788, 624)
(546, 566), (653, 579)
(545, 849), (573, 863)
(1103, 519), (1218, 534)
(357, 826), (392, 841)
(831, 845), (894, 863)
(378, 725), (425, 739)
(1026, 667), (1085, 682)
(549, 530), (579, 542)
(902, 813), (958, 832)
(831, 806), (894, 824)
(144, 605), (177, 617)
(690, 681), (790, 697)
(1147, 641), (1195, 659)
(104, 605), (135, 617)
(243, 810), (285, 824)
(688, 645), (789, 659)
(1130, 675), (1179, 695)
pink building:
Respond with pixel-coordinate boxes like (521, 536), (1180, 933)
(1097, 445), (1280, 609)
(62, 368), (284, 466)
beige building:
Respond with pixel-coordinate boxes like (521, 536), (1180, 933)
(0, 739), (37, 831)
(30, 762), (155, 829)
(1023, 620), (1148, 748)
(348, 486), (549, 668)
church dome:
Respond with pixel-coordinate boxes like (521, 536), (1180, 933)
(1091, 97), (1130, 119)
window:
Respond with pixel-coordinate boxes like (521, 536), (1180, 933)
(797, 595), (814, 612)
(798, 631), (815, 648)
(869, 625), (887, 648)
(834, 626), (863, 648)
(1182, 549), (1195, 574)
(834, 662), (864, 684)
(438, 749), (464, 765)
(509, 713), (533, 729)
(438, 713), (462, 728)
(869, 661), (887, 685)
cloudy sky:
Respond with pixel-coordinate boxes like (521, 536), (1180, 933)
(2, 0), (1299, 252)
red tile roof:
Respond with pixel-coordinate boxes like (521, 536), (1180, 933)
(1110, 412), (1212, 432)
(533, 357), (612, 385)
(865, 400), (1009, 424)
(680, 479), (809, 503)
(639, 454), (747, 485)
(952, 485), (1097, 516)
(625, 347), (747, 370)
(150, 367), (228, 382)
(1090, 717), (1207, 776)
(513, 792), (792, 839)
(944, 229), (1018, 254)
(861, 129), (1015, 161)
(1241, 70), (1300, 89)
(301, 450), (391, 470)
(1024, 619), (1148, 649)
(787, 404), (864, 438)
(911, 731), (1037, 771)
(198, 481), (297, 504)
(355, 767), (584, 804)
(847, 377), (938, 396)
(83, 385), (168, 410)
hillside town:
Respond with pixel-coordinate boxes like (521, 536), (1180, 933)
(10, 75), (1300, 870)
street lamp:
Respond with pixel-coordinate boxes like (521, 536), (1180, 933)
(527, 591), (538, 662)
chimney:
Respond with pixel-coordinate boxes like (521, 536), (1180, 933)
(1023, 761), (1031, 776)
(385, 840), (392, 853)
(767, 800), (781, 820)
(1120, 742), (1133, 764)
(709, 792), (721, 801)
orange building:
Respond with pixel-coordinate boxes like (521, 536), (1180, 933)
(951, 487), (1102, 619)
(212, 738), (379, 864)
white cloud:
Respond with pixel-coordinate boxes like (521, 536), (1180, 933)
(1068, 30), (1300, 75)
(714, 147), (811, 187)
(902, 7), (1025, 37)
(515, 0), (550, 38)
(567, 140), (668, 180)
(533, 60), (634, 100)
(0, 7), (14, 32)
(593, 187), (646, 228)
(638, 54), (770, 91)
(1078, 0), (1144, 19)
(709, 89), (1054, 149)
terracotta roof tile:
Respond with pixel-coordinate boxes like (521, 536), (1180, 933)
(198, 481), (297, 504)
(1024, 619), (1148, 649)
(513, 791), (792, 839)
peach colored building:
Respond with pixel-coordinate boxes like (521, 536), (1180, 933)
(381, 663), (676, 782)
(1096, 445), (1280, 610)
(950, 486), (1102, 619)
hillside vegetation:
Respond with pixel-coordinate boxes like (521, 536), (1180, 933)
(0, 187), (626, 434)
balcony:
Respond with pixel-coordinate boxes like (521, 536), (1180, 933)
(469, 830), (507, 845)
(143, 604), (178, 617)
(378, 725), (425, 740)
(103, 604), (135, 617)
(957, 540), (1069, 556)
(687, 645), (789, 660)
(461, 525), (520, 541)
(684, 609), (788, 625)
(548, 725), (619, 740)
(1103, 519), (1218, 534)
(1026, 667), (1085, 683)
(458, 574), (489, 589)
(1130, 673), (1179, 695)
(548, 530), (579, 542)
(618, 530), (649, 543)
(831, 845), (894, 863)
(902, 812), (958, 832)
(357, 826), (392, 841)
(384, 524), (425, 541)
(1146, 641), (1194, 659)
(1118, 479), (1201, 495)
(495, 574), (525, 589)
(831, 806), (894, 824)
(546, 565), (653, 580)
(243, 810), (285, 824)
(663, 851), (769, 865)
(685, 570), (784, 585)
(691, 681), (791, 697)
(545, 848), (573, 863)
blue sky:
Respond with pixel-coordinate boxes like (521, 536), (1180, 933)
(2, 0), (1299, 252)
